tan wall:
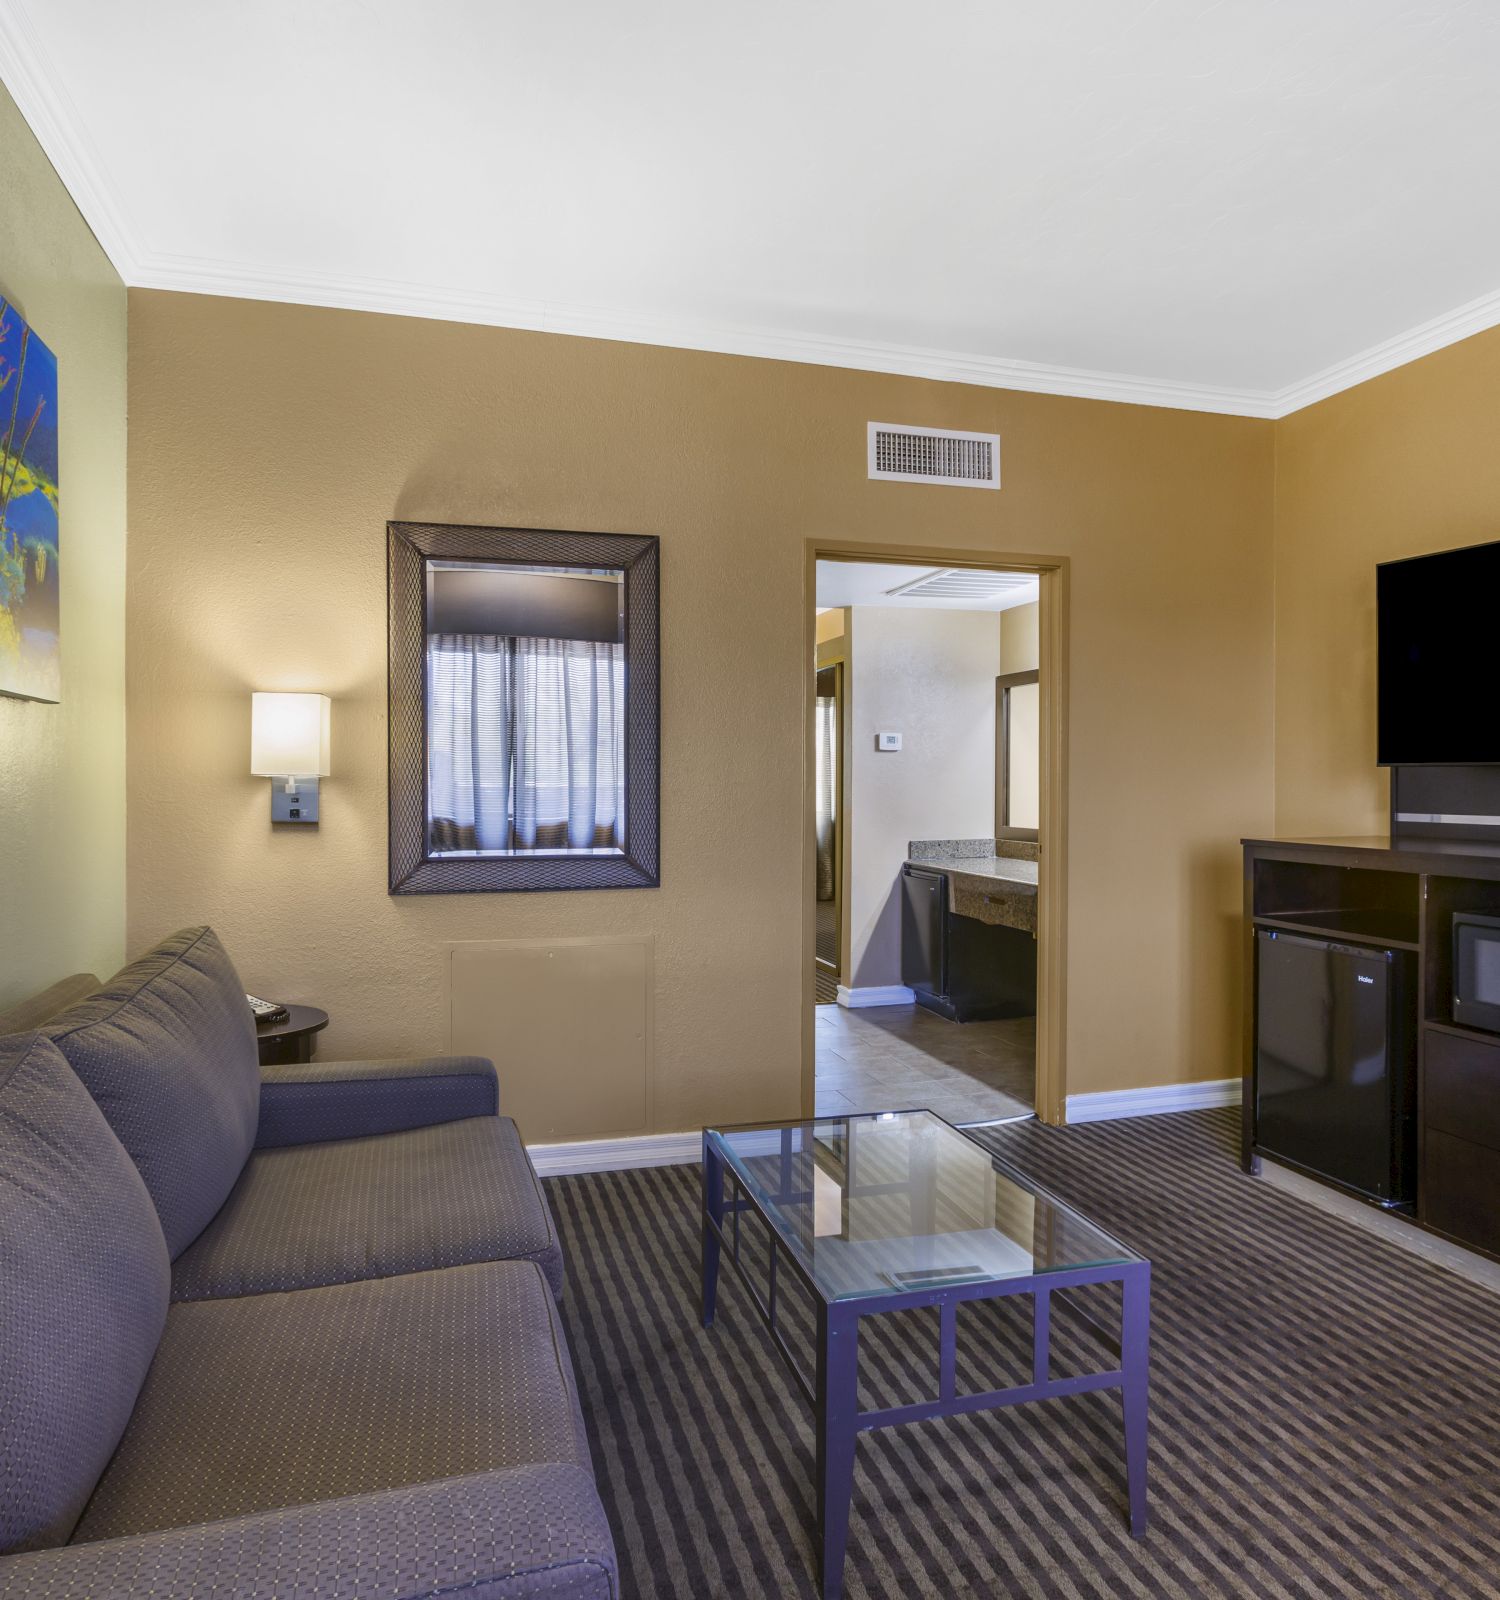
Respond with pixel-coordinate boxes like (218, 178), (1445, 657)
(847, 607), (1001, 989)
(126, 289), (1274, 1127)
(816, 609), (848, 672)
(1000, 600), (1040, 674)
(1274, 326), (1500, 835)
(0, 83), (127, 1008)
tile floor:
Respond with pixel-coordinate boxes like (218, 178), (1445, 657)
(814, 1002), (1034, 1125)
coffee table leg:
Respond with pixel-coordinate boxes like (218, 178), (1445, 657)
(702, 1135), (724, 1328)
(816, 1302), (859, 1600)
(1121, 1262), (1151, 1537)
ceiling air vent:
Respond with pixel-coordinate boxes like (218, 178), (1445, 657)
(868, 421), (1001, 489)
(886, 569), (1032, 602)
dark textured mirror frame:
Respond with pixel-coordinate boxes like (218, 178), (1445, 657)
(387, 521), (660, 894)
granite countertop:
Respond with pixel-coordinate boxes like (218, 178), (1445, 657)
(906, 853), (1038, 890)
(903, 838), (1039, 933)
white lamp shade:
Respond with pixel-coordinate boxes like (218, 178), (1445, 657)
(250, 693), (331, 777)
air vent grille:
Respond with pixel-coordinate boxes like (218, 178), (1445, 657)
(886, 569), (1032, 601)
(868, 422), (1001, 489)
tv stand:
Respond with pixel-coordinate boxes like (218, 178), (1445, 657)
(1389, 763), (1500, 845)
(1243, 834), (1500, 1261)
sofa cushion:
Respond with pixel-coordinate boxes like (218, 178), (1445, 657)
(0, 974), (101, 1038)
(0, 1033), (170, 1555)
(171, 1114), (565, 1301)
(73, 1259), (591, 1544)
(44, 927), (261, 1257)
(255, 1053), (500, 1148)
(2, 1466), (619, 1599)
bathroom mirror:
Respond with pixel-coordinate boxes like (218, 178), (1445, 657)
(388, 522), (660, 893)
(996, 668), (1040, 841)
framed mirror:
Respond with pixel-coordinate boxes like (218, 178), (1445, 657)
(995, 668), (1040, 843)
(388, 521), (660, 893)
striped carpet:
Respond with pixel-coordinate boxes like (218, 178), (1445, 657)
(545, 1109), (1500, 1598)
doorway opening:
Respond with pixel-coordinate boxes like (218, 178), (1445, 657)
(804, 545), (1068, 1128)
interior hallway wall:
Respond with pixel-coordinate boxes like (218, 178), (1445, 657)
(846, 607), (1000, 990)
(999, 600), (1040, 673)
(0, 82), (127, 1007)
(815, 608), (847, 651)
(126, 288), (1274, 1133)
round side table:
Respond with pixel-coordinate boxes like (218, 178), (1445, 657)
(255, 1004), (329, 1067)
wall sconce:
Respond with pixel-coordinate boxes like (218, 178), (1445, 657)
(250, 692), (331, 823)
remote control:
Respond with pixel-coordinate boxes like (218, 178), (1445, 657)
(245, 993), (290, 1026)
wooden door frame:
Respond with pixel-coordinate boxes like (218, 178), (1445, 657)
(801, 540), (1071, 1126)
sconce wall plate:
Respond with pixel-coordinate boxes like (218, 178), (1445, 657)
(270, 776), (320, 824)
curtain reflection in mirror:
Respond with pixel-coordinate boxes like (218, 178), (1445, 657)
(428, 633), (625, 854)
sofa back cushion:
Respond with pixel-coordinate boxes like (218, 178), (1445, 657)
(0, 973), (102, 1038)
(0, 1032), (170, 1553)
(44, 927), (261, 1257)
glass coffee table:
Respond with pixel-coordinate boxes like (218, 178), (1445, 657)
(701, 1110), (1150, 1600)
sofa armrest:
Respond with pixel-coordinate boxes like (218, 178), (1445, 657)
(0, 1464), (617, 1600)
(256, 1053), (499, 1147)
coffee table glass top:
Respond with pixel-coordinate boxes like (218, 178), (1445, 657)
(704, 1110), (1141, 1303)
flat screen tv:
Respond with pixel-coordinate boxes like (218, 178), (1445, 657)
(1377, 538), (1500, 766)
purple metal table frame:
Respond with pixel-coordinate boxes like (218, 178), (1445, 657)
(701, 1120), (1151, 1600)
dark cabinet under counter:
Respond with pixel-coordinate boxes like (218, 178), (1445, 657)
(1243, 834), (1500, 1261)
(1423, 1026), (1500, 1149)
(1423, 1128), (1500, 1257)
(901, 865), (1036, 1023)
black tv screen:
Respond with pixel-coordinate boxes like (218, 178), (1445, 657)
(1377, 539), (1500, 766)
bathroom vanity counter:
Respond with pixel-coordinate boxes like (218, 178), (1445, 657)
(905, 840), (1038, 934)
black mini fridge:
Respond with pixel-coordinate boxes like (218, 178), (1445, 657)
(900, 865), (1036, 1023)
(1254, 928), (1416, 1208)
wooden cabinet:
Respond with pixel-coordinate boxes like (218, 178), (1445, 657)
(1421, 1028), (1500, 1254)
(1244, 834), (1500, 1262)
(1423, 1028), (1500, 1150)
(1423, 1128), (1500, 1257)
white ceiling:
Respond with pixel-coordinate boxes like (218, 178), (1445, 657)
(816, 562), (1039, 613)
(4, 1), (1500, 416)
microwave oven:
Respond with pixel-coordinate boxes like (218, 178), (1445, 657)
(1453, 912), (1500, 1032)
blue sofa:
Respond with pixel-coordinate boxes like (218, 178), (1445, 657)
(0, 926), (617, 1599)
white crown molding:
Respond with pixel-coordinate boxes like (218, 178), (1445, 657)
(120, 250), (1277, 416)
(5, 4), (1500, 422)
(0, 2), (143, 280)
(111, 226), (1500, 427)
(1269, 284), (1500, 416)
(1065, 1076), (1239, 1124)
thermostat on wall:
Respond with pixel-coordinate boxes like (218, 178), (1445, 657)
(877, 731), (902, 752)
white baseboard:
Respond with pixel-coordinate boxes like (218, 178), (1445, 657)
(836, 984), (915, 1009)
(525, 1079), (1241, 1173)
(1066, 1077), (1240, 1124)
(528, 1125), (810, 1176)
(526, 1130), (700, 1177)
